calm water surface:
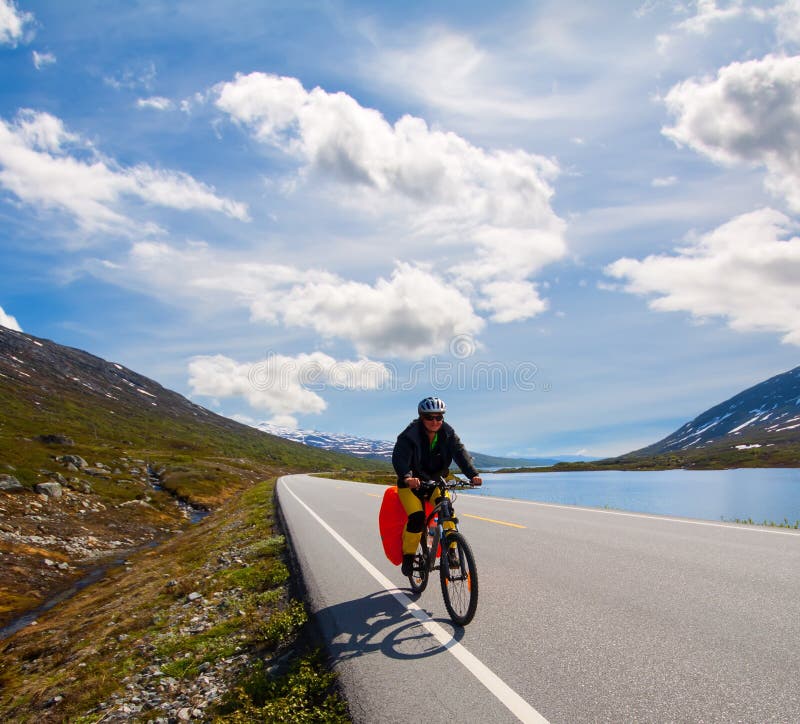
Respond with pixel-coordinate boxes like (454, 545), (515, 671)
(460, 468), (800, 524)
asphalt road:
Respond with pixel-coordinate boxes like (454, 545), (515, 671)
(277, 474), (800, 723)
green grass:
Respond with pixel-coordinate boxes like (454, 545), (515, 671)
(215, 650), (349, 723)
(722, 516), (800, 529)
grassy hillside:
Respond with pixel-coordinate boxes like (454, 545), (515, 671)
(0, 327), (389, 721)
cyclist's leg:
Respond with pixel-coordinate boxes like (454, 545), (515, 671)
(397, 487), (425, 555)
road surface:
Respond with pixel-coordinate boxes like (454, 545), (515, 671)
(277, 474), (800, 723)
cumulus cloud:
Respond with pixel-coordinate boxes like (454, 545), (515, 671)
(213, 72), (566, 324)
(102, 241), (484, 358)
(605, 208), (800, 345)
(188, 351), (391, 422)
(136, 96), (173, 111)
(0, 304), (22, 331)
(663, 54), (800, 212)
(32, 50), (55, 69)
(0, 109), (249, 232)
(0, 0), (33, 46)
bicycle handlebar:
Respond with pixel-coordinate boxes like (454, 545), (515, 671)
(417, 476), (477, 490)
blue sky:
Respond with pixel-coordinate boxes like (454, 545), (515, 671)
(2, 0), (800, 457)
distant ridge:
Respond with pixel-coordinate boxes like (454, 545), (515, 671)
(254, 422), (588, 469)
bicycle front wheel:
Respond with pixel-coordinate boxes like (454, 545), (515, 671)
(408, 538), (429, 594)
(439, 532), (478, 625)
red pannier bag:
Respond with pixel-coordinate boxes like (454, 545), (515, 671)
(378, 485), (435, 566)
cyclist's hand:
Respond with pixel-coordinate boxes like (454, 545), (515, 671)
(406, 477), (421, 490)
(471, 476), (483, 487)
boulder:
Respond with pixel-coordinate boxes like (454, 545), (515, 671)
(57, 454), (88, 469)
(34, 482), (63, 499)
(0, 474), (23, 492)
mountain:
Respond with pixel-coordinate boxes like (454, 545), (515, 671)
(563, 364), (800, 470)
(255, 422), (578, 469)
(0, 326), (379, 478)
(256, 422), (395, 460)
(508, 366), (800, 472)
(630, 365), (800, 461)
(0, 325), (379, 627)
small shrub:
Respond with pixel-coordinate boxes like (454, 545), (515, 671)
(214, 651), (348, 723)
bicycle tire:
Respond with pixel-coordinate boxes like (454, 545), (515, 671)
(439, 531), (478, 625)
(408, 537), (429, 594)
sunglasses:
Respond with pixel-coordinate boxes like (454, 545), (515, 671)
(422, 414), (444, 421)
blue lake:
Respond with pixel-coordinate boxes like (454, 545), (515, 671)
(460, 468), (800, 524)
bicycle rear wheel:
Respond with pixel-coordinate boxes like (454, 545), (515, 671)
(408, 538), (429, 594)
(439, 532), (478, 625)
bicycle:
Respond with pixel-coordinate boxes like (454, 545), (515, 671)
(407, 476), (479, 626)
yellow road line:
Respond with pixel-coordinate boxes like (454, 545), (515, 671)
(463, 513), (526, 529)
(365, 493), (381, 498)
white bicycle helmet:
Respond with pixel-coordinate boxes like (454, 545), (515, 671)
(418, 396), (447, 415)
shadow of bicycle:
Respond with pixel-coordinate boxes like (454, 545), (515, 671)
(314, 589), (466, 663)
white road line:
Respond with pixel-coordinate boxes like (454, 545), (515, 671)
(459, 493), (800, 536)
(280, 477), (549, 724)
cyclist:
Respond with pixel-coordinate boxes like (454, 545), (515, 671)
(392, 396), (482, 576)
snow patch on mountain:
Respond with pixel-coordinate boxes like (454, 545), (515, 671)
(256, 422), (394, 460)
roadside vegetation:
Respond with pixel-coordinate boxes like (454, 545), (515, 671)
(0, 478), (348, 722)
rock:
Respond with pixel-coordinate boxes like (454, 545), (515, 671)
(177, 707), (192, 721)
(187, 592), (202, 602)
(84, 467), (110, 478)
(0, 474), (23, 492)
(34, 482), (63, 499)
(37, 434), (75, 446)
(57, 454), (88, 469)
(44, 558), (56, 567)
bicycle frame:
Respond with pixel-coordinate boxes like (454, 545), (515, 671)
(418, 477), (463, 572)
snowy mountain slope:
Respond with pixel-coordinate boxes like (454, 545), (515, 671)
(256, 422), (394, 460)
(631, 365), (800, 458)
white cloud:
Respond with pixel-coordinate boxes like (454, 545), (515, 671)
(32, 50), (55, 69)
(0, 0), (33, 46)
(771, 0), (800, 45)
(275, 262), (485, 357)
(104, 61), (156, 91)
(676, 0), (747, 35)
(0, 304), (22, 331)
(663, 54), (800, 212)
(188, 351), (391, 420)
(0, 109), (249, 232)
(103, 241), (484, 358)
(605, 208), (800, 345)
(136, 96), (173, 111)
(652, 175), (678, 187)
(214, 71), (566, 323)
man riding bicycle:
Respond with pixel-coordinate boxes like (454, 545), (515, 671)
(392, 397), (482, 576)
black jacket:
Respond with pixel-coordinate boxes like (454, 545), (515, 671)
(392, 419), (478, 487)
